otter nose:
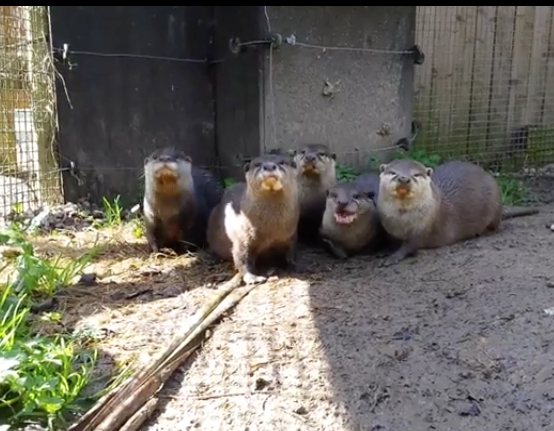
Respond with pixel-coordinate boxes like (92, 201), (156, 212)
(397, 176), (411, 184)
(304, 154), (316, 162)
(262, 162), (277, 172)
(159, 155), (172, 163)
(336, 199), (349, 210)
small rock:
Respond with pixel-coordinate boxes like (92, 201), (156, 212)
(459, 401), (481, 416)
(293, 405), (308, 415)
(79, 273), (97, 286)
(547, 282), (554, 288)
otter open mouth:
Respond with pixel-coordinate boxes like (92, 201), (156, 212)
(395, 185), (410, 198)
(334, 211), (357, 224)
(261, 175), (283, 191)
(155, 167), (178, 184)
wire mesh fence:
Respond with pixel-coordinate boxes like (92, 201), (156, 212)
(0, 6), (61, 225)
(414, 6), (554, 174)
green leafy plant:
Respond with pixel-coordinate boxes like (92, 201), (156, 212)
(335, 163), (358, 182)
(101, 195), (123, 226)
(224, 177), (236, 188)
(495, 175), (531, 206)
(0, 228), (100, 430)
(131, 218), (144, 239)
(392, 148), (442, 168)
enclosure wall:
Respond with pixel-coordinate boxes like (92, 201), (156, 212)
(213, 6), (265, 180)
(415, 6), (554, 172)
(262, 6), (416, 168)
(50, 6), (215, 204)
(0, 6), (61, 222)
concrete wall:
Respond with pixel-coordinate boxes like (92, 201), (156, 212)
(51, 6), (215, 204)
(262, 6), (417, 167)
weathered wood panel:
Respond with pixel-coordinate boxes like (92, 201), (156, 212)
(415, 6), (554, 168)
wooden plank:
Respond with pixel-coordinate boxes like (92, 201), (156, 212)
(466, 6), (496, 156)
(525, 7), (549, 124)
(486, 6), (516, 159)
(540, 6), (554, 127)
(414, 7), (437, 136)
(448, 6), (477, 155)
(507, 6), (535, 129)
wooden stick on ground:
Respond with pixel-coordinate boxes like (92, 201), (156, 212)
(69, 273), (260, 431)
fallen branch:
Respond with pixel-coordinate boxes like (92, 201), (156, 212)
(68, 274), (259, 431)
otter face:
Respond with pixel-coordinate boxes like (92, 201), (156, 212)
(293, 143), (336, 177)
(326, 183), (374, 225)
(378, 159), (433, 200)
(244, 154), (297, 192)
(144, 148), (192, 187)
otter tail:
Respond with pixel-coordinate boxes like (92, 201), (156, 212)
(501, 206), (539, 219)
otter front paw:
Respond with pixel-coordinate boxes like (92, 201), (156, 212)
(322, 238), (348, 260)
(242, 272), (267, 285)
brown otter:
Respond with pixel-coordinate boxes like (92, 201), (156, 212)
(376, 159), (539, 267)
(207, 153), (300, 285)
(292, 143), (337, 243)
(319, 172), (386, 259)
(143, 148), (224, 253)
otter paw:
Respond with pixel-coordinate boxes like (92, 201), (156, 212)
(242, 272), (267, 285)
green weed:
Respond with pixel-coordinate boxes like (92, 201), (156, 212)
(495, 175), (531, 206)
(224, 177), (236, 188)
(0, 226), (101, 430)
(335, 163), (358, 182)
(392, 148), (442, 168)
(131, 218), (144, 239)
(100, 195), (123, 226)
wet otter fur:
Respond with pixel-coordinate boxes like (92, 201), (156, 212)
(377, 159), (539, 266)
(207, 153), (300, 285)
(319, 172), (386, 258)
(143, 148), (223, 253)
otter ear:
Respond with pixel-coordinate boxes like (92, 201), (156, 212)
(326, 189), (331, 197)
(331, 153), (336, 160)
(379, 163), (387, 173)
(425, 167), (433, 176)
(184, 155), (192, 163)
(290, 160), (297, 169)
(287, 149), (297, 157)
(243, 162), (250, 173)
(366, 190), (375, 200)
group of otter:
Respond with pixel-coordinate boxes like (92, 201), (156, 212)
(143, 145), (539, 285)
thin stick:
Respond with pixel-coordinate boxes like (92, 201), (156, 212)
(118, 398), (159, 431)
(69, 274), (261, 431)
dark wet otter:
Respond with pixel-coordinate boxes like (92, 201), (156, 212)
(319, 172), (386, 258)
(377, 159), (539, 266)
(207, 153), (300, 285)
(293, 143), (337, 243)
(143, 148), (223, 253)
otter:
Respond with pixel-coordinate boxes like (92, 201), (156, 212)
(143, 148), (224, 254)
(207, 153), (300, 285)
(376, 159), (539, 267)
(319, 172), (386, 259)
(292, 143), (337, 243)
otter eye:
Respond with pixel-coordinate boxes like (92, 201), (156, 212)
(253, 162), (262, 168)
(318, 152), (325, 157)
(413, 173), (423, 177)
(278, 160), (286, 165)
(352, 193), (360, 199)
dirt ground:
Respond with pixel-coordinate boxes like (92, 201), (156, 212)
(34, 192), (554, 431)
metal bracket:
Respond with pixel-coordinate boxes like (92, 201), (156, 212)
(409, 44), (425, 65)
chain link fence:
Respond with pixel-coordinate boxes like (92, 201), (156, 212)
(0, 6), (61, 225)
(414, 6), (554, 173)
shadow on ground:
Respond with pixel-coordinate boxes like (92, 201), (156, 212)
(308, 205), (554, 431)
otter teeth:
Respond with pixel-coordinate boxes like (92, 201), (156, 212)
(334, 213), (356, 224)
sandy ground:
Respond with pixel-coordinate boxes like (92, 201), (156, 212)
(32, 195), (554, 431)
